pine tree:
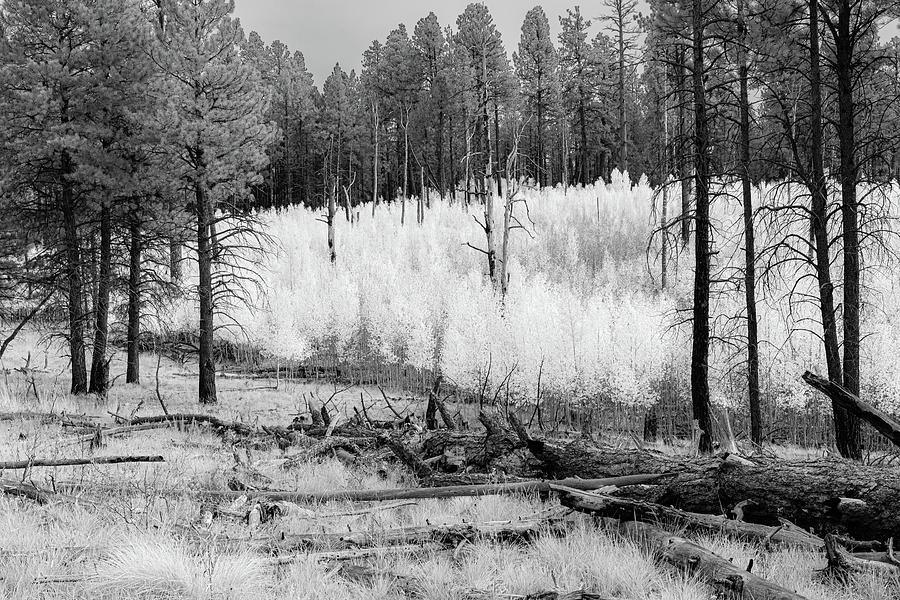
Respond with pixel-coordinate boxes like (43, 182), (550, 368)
(413, 12), (450, 198)
(155, 0), (276, 404)
(602, 0), (640, 173)
(514, 6), (559, 188)
(558, 7), (610, 184)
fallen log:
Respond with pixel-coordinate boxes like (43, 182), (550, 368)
(199, 474), (661, 504)
(270, 542), (444, 565)
(619, 520), (808, 599)
(523, 592), (617, 600)
(68, 423), (172, 445)
(0, 455), (164, 469)
(0, 479), (51, 503)
(129, 413), (256, 436)
(270, 510), (574, 552)
(803, 371), (900, 450)
(419, 410), (540, 477)
(554, 486), (824, 550)
(824, 534), (900, 578)
(519, 432), (900, 541)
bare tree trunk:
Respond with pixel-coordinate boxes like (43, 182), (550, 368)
(402, 107), (410, 204)
(195, 180), (217, 405)
(833, 0), (862, 459)
(676, 48), (691, 245)
(691, 0), (714, 454)
(126, 219), (141, 385)
(89, 203), (112, 394)
(169, 231), (182, 283)
(738, 0), (761, 446)
(327, 180), (337, 264)
(372, 102), (379, 216)
(61, 155), (87, 395)
(493, 100), (502, 197)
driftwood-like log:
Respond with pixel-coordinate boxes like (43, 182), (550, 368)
(0, 455), (163, 469)
(803, 371), (900, 449)
(523, 592), (616, 600)
(270, 510), (574, 552)
(0, 479), (51, 503)
(619, 520), (808, 600)
(130, 413), (256, 436)
(270, 542), (444, 565)
(520, 434), (900, 541)
(824, 534), (900, 577)
(200, 474), (661, 504)
(419, 410), (539, 477)
(554, 486), (824, 550)
(69, 422), (172, 445)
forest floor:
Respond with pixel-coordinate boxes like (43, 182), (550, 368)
(0, 329), (896, 600)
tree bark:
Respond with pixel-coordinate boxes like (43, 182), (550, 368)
(834, 0), (863, 460)
(89, 204), (112, 394)
(169, 236), (182, 283)
(617, 520), (809, 600)
(690, 0), (714, 454)
(61, 159), (87, 395)
(0, 455), (163, 469)
(555, 485), (824, 550)
(676, 48), (691, 245)
(195, 180), (217, 404)
(126, 219), (141, 384)
(803, 371), (900, 450)
(523, 437), (900, 541)
(738, 0), (761, 446)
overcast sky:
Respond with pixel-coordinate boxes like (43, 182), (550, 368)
(232, 1), (630, 85)
(232, 2), (900, 86)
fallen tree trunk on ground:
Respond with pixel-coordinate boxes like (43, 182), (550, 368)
(803, 371), (900, 450)
(129, 414), (256, 436)
(619, 520), (808, 599)
(0, 479), (51, 503)
(554, 486), (824, 550)
(524, 593), (618, 600)
(0, 455), (163, 469)
(68, 423), (173, 445)
(269, 509), (575, 552)
(518, 430), (900, 541)
(824, 534), (900, 577)
(199, 474), (661, 504)
(270, 542), (445, 565)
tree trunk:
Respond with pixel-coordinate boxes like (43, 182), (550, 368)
(169, 237), (182, 283)
(616, 520), (808, 600)
(195, 180), (217, 405)
(493, 100), (502, 197)
(676, 49), (691, 245)
(808, 0), (856, 459)
(523, 437), (900, 541)
(803, 371), (900, 450)
(61, 160), (87, 395)
(833, 0), (863, 460)
(89, 204), (112, 394)
(126, 219), (141, 384)
(327, 181), (336, 263)
(738, 0), (761, 446)
(690, 0), (714, 454)
(617, 10), (628, 173)
(372, 102), (379, 216)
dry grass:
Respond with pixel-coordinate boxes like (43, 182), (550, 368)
(0, 332), (894, 599)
